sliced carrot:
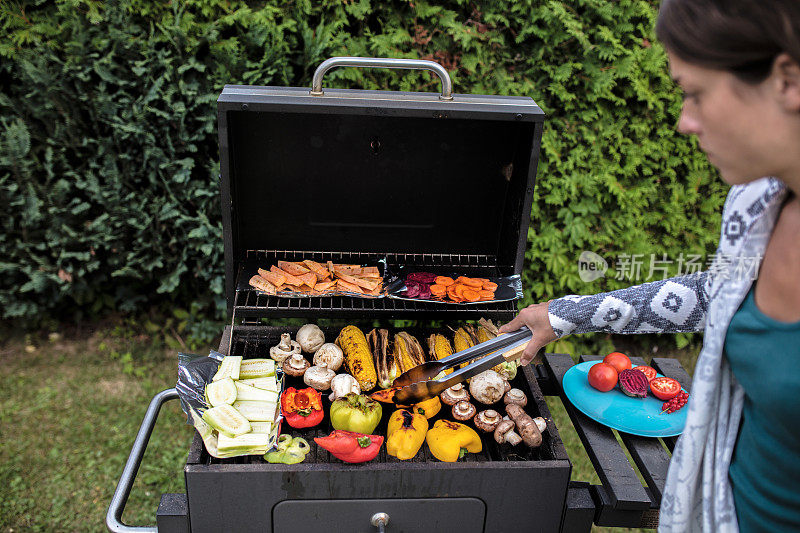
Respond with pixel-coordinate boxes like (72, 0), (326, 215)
(482, 281), (498, 291)
(430, 284), (447, 297)
(462, 288), (480, 302)
(447, 286), (460, 301)
(461, 277), (483, 289)
(478, 289), (495, 299)
(434, 276), (455, 287)
(453, 284), (467, 299)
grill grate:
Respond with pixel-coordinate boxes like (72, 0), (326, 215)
(234, 250), (518, 320)
(201, 325), (556, 466)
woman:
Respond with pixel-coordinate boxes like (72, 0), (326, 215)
(500, 1), (800, 531)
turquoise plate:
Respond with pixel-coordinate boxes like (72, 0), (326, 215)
(562, 361), (688, 438)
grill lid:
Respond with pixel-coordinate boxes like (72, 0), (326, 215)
(217, 57), (545, 317)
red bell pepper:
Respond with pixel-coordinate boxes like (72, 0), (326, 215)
(280, 387), (324, 428)
(314, 430), (383, 463)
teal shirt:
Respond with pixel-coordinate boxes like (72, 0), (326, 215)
(725, 286), (800, 532)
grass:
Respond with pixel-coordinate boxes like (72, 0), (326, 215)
(0, 325), (700, 533)
(0, 326), (194, 533)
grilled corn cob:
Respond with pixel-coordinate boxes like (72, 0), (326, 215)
(394, 332), (427, 374)
(336, 325), (377, 391)
(368, 328), (397, 389)
(428, 334), (454, 376)
(451, 325), (480, 369)
(452, 326), (477, 353)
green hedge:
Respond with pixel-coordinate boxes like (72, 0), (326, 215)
(1, 0), (727, 343)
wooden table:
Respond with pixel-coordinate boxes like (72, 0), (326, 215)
(536, 353), (693, 532)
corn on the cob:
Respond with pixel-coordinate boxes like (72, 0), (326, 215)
(368, 328), (397, 389)
(428, 334), (454, 376)
(394, 332), (426, 374)
(451, 325), (483, 371)
(336, 325), (377, 391)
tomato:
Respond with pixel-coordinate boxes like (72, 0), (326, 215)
(603, 352), (632, 373)
(633, 365), (657, 382)
(650, 377), (682, 401)
(588, 363), (618, 392)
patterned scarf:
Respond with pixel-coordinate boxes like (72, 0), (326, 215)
(660, 177), (787, 532)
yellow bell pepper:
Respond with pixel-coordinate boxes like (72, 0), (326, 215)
(413, 396), (441, 419)
(425, 420), (482, 462)
(386, 409), (428, 460)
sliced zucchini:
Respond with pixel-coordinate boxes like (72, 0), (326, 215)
(217, 432), (271, 454)
(213, 356), (243, 382)
(206, 377), (237, 406)
(248, 421), (273, 434)
(202, 432), (220, 457)
(234, 381), (278, 403)
(202, 404), (251, 438)
(238, 358), (275, 379)
(189, 407), (214, 440)
(238, 376), (278, 392)
(232, 400), (277, 422)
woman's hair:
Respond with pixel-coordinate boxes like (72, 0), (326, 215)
(656, 0), (800, 83)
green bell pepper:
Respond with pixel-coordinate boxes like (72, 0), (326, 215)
(329, 393), (383, 435)
(264, 435), (310, 464)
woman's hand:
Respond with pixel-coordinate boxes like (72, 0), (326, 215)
(499, 301), (559, 366)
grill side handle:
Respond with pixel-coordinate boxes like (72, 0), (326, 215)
(106, 388), (180, 533)
(309, 56), (454, 100)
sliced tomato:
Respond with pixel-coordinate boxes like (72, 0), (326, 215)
(650, 377), (681, 401)
(633, 365), (657, 382)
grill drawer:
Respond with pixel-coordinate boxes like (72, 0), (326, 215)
(272, 498), (486, 533)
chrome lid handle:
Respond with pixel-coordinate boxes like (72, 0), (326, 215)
(310, 57), (453, 100)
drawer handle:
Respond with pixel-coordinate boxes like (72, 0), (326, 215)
(371, 512), (390, 533)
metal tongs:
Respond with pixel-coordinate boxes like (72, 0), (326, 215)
(392, 327), (532, 404)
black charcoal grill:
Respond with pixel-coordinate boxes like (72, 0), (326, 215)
(107, 57), (694, 533)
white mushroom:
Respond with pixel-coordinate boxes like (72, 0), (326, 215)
(469, 370), (505, 405)
(270, 333), (301, 363)
(296, 324), (325, 353)
(328, 373), (361, 401)
(440, 383), (470, 406)
(494, 419), (522, 445)
(452, 400), (477, 421)
(303, 365), (336, 391)
(282, 353), (310, 377)
(474, 409), (502, 432)
(504, 388), (528, 407)
(313, 343), (344, 371)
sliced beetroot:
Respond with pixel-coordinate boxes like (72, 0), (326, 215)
(406, 272), (438, 284)
(404, 282), (421, 298)
(618, 369), (648, 398)
(418, 284), (432, 299)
